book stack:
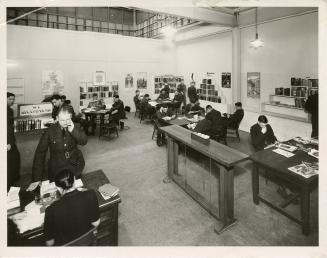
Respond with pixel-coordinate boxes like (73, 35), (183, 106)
(98, 183), (120, 200)
(7, 187), (21, 216)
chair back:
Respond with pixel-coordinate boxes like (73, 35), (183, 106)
(64, 227), (97, 246)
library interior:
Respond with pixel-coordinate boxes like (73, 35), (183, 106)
(5, 2), (322, 248)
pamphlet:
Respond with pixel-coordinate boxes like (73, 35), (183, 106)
(288, 162), (318, 178)
(272, 148), (295, 158)
(278, 143), (297, 152)
(98, 183), (119, 200)
(308, 149), (319, 159)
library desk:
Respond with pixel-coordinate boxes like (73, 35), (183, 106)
(8, 170), (121, 246)
(250, 142), (318, 235)
(161, 125), (249, 234)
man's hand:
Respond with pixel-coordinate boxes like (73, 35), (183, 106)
(7, 144), (11, 151)
(26, 181), (41, 191)
(67, 119), (74, 133)
(111, 110), (118, 115)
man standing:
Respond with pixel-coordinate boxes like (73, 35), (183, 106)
(305, 92), (318, 138)
(27, 105), (87, 190)
(7, 92), (20, 191)
(187, 81), (198, 104)
(177, 80), (186, 107)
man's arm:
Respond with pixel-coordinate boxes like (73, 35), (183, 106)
(32, 130), (50, 182)
(70, 125), (88, 146)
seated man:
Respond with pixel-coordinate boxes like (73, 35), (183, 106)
(157, 89), (169, 100)
(109, 95), (126, 129)
(44, 169), (100, 246)
(172, 91), (184, 112)
(133, 90), (141, 111)
(225, 102), (244, 129)
(195, 105), (222, 137)
(28, 105), (87, 189)
(250, 115), (277, 151)
(161, 83), (170, 98)
(140, 94), (156, 117)
(185, 100), (205, 116)
(156, 106), (176, 145)
(86, 94), (106, 135)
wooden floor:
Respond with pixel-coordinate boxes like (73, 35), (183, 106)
(15, 112), (318, 246)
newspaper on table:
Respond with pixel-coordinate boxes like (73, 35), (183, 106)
(288, 162), (318, 178)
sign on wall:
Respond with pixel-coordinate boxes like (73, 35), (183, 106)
(125, 73), (134, 88)
(42, 70), (64, 95)
(137, 72), (147, 89)
(247, 72), (260, 98)
(222, 72), (231, 88)
(18, 103), (53, 118)
(93, 71), (106, 86)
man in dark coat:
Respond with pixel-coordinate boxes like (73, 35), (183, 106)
(27, 105), (87, 190)
(187, 81), (198, 104)
(305, 92), (318, 138)
(185, 100), (205, 116)
(177, 81), (186, 107)
(140, 94), (156, 117)
(160, 83), (170, 99)
(109, 95), (126, 129)
(133, 90), (141, 111)
(250, 115), (277, 151)
(157, 90), (169, 100)
(155, 106), (176, 145)
(195, 105), (222, 137)
(7, 92), (20, 191)
(224, 102), (244, 129)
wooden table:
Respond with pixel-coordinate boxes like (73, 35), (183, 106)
(161, 125), (249, 234)
(250, 141), (318, 235)
(8, 170), (121, 246)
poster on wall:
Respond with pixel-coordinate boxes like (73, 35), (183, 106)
(137, 72), (147, 89)
(42, 70), (64, 95)
(247, 72), (260, 98)
(222, 72), (231, 88)
(125, 73), (134, 88)
(94, 71), (106, 86)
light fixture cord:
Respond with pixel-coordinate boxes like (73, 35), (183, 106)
(255, 7), (258, 39)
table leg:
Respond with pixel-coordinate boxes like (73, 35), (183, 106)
(163, 137), (174, 183)
(252, 163), (260, 205)
(300, 186), (310, 235)
(214, 166), (237, 234)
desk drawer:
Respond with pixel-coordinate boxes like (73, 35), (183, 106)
(100, 207), (117, 224)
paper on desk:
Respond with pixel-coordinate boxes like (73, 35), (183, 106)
(149, 101), (157, 107)
(7, 187), (20, 202)
(177, 116), (186, 120)
(272, 148), (295, 158)
(10, 211), (45, 234)
(40, 181), (56, 196)
(74, 179), (84, 188)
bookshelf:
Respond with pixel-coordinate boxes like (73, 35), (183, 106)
(154, 75), (184, 94)
(262, 77), (318, 122)
(79, 81), (118, 107)
(197, 78), (222, 103)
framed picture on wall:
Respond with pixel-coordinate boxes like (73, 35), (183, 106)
(125, 73), (134, 88)
(93, 71), (106, 86)
(222, 72), (231, 88)
(137, 72), (147, 89)
(247, 72), (260, 98)
(42, 70), (64, 95)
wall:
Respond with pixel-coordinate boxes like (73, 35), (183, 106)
(7, 25), (176, 112)
(175, 26), (233, 112)
(239, 11), (318, 140)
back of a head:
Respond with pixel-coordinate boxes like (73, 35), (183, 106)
(144, 94), (149, 98)
(7, 92), (15, 98)
(59, 104), (73, 115)
(258, 115), (268, 124)
(235, 102), (242, 108)
(52, 94), (61, 101)
(55, 169), (75, 190)
(206, 105), (212, 111)
(114, 94), (119, 99)
(60, 95), (67, 101)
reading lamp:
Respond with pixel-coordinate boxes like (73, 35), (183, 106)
(250, 7), (264, 49)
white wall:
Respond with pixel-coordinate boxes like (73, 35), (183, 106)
(239, 12), (317, 140)
(175, 27), (233, 111)
(7, 25), (176, 112)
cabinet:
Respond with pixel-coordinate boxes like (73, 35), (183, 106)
(154, 75), (183, 95)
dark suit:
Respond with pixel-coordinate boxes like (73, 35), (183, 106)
(250, 123), (277, 151)
(133, 95), (141, 110)
(228, 109), (244, 129)
(187, 85), (198, 103)
(305, 93), (318, 137)
(110, 99), (125, 122)
(157, 92), (169, 100)
(7, 106), (20, 191)
(177, 83), (186, 107)
(32, 123), (87, 182)
(140, 98), (155, 116)
(195, 109), (222, 136)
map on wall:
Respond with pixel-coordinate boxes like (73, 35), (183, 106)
(247, 72), (260, 98)
(137, 72), (147, 89)
(42, 70), (64, 95)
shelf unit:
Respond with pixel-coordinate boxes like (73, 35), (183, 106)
(79, 82), (118, 107)
(197, 78), (222, 103)
(154, 75), (183, 95)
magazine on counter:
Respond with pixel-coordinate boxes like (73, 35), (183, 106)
(288, 162), (318, 178)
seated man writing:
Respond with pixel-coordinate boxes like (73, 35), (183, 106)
(140, 94), (156, 118)
(194, 105), (222, 138)
(44, 169), (100, 246)
(156, 106), (176, 145)
(157, 89), (169, 100)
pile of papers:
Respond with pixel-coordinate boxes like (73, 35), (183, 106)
(308, 149), (319, 159)
(277, 143), (298, 152)
(288, 162), (318, 178)
(272, 148), (295, 158)
(98, 183), (119, 200)
(7, 187), (21, 215)
(40, 180), (57, 197)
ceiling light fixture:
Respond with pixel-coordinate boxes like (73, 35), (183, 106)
(250, 7), (264, 49)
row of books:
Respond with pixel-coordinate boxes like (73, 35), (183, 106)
(291, 77), (319, 87)
(14, 119), (43, 132)
(154, 76), (183, 83)
(200, 84), (215, 90)
(197, 89), (218, 96)
(80, 92), (113, 99)
(199, 96), (222, 103)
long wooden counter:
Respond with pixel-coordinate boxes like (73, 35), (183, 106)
(161, 125), (249, 234)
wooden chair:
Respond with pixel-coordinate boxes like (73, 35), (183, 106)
(64, 227), (97, 246)
(226, 127), (241, 142)
(211, 127), (227, 145)
(99, 114), (119, 139)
